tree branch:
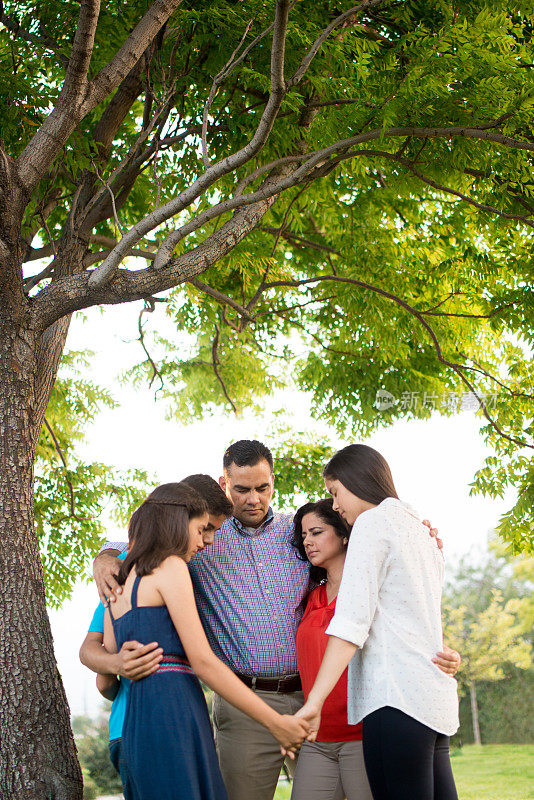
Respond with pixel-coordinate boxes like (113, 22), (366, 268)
(97, 118), (534, 276)
(24, 262), (55, 294)
(270, 308), (366, 364)
(259, 225), (339, 254)
(80, 91), (175, 231)
(211, 324), (237, 413)
(287, 0), (387, 88)
(245, 183), (309, 314)
(82, 0), (184, 112)
(419, 301), (519, 320)
(456, 354), (534, 401)
(16, 0), (184, 195)
(42, 417), (86, 523)
(31, 121), (534, 329)
(31, 163), (294, 331)
(190, 278), (254, 322)
(82, 247), (157, 267)
(92, 59), (145, 162)
(262, 274), (532, 449)
(90, 0), (291, 286)
(16, 0), (101, 193)
(137, 297), (165, 392)
(403, 162), (534, 228)
(201, 18), (255, 168)
(0, 3), (68, 62)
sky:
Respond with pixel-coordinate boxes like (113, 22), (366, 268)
(47, 302), (515, 718)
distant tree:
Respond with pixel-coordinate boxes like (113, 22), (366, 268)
(80, 770), (98, 800)
(73, 714), (123, 798)
(444, 539), (533, 617)
(444, 547), (533, 745)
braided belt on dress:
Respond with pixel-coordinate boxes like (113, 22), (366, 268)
(154, 655), (194, 676)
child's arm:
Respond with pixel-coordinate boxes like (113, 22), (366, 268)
(103, 607), (119, 655)
(158, 557), (310, 755)
(80, 629), (121, 700)
(96, 673), (120, 701)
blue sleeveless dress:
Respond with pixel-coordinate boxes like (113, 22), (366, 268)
(110, 575), (229, 800)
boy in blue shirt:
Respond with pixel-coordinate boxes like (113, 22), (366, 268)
(86, 553), (130, 782)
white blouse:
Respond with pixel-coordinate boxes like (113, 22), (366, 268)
(326, 497), (459, 736)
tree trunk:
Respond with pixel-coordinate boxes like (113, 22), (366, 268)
(469, 680), (482, 745)
(0, 311), (82, 799)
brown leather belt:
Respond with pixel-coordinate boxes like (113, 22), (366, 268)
(234, 672), (302, 693)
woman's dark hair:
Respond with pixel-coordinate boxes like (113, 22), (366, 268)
(118, 482), (208, 584)
(323, 444), (398, 505)
(292, 498), (350, 584)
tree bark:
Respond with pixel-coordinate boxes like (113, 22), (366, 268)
(0, 309), (82, 799)
(470, 680), (482, 745)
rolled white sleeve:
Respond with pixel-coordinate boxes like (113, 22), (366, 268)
(326, 514), (390, 648)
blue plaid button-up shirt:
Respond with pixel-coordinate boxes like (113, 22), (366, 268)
(102, 508), (311, 676)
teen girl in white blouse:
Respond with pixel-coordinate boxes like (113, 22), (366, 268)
(297, 444), (459, 800)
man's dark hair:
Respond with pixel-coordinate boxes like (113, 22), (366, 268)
(323, 444), (398, 505)
(118, 483), (207, 583)
(182, 474), (233, 517)
(223, 440), (273, 472)
(292, 498), (350, 584)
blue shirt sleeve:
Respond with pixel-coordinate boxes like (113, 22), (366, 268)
(87, 551), (128, 633)
(88, 603), (105, 633)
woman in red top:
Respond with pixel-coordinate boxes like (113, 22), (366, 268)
(291, 499), (373, 800)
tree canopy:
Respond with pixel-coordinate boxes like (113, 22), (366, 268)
(2, 0), (533, 580)
(443, 542), (533, 743)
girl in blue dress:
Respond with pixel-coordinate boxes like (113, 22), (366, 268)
(103, 482), (309, 800)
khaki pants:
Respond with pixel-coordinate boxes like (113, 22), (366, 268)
(212, 689), (304, 800)
(291, 739), (373, 800)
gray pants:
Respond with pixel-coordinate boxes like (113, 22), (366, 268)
(212, 689), (304, 800)
(291, 740), (374, 800)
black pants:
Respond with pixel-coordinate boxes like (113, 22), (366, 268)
(362, 707), (459, 800)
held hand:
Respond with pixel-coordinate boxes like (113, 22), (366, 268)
(93, 553), (122, 606)
(271, 714), (310, 759)
(295, 701), (321, 743)
(433, 645), (461, 677)
(422, 519), (443, 551)
(117, 641), (164, 681)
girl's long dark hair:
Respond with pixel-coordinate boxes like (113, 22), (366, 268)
(292, 498), (350, 584)
(323, 444), (398, 505)
(118, 482), (208, 584)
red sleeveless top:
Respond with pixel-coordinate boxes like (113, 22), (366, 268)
(296, 584), (363, 742)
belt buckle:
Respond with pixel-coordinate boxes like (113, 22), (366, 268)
(251, 676), (257, 690)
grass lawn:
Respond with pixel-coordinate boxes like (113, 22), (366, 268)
(450, 744), (534, 800)
(274, 744), (534, 800)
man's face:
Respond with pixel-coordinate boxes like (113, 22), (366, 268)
(219, 459), (274, 528)
(202, 513), (228, 546)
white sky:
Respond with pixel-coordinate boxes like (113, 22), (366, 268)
(48, 302), (514, 718)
